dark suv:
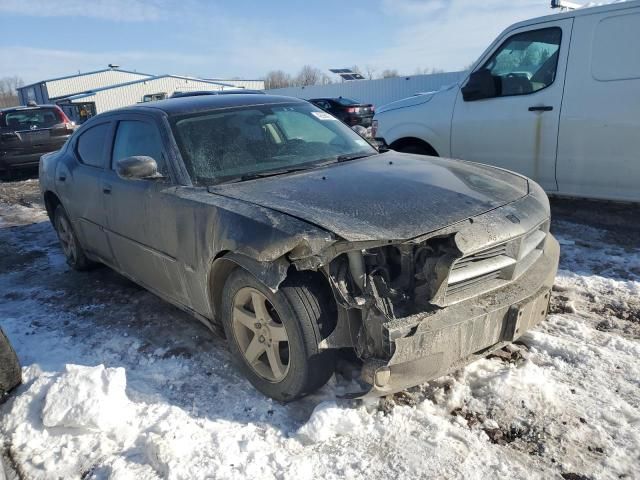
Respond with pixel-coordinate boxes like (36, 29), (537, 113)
(308, 97), (374, 127)
(0, 104), (75, 177)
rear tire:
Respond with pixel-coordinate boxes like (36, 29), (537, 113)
(221, 268), (336, 402)
(0, 328), (21, 400)
(53, 204), (93, 271)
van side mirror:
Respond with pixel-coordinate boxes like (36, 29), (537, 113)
(461, 69), (498, 101)
(116, 156), (163, 180)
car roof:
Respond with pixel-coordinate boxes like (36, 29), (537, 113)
(129, 93), (307, 115)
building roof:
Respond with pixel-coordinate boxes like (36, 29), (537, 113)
(17, 68), (153, 90)
(57, 75), (237, 101)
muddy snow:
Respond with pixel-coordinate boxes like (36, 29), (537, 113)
(0, 178), (638, 480)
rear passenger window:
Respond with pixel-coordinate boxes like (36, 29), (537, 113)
(592, 13), (640, 81)
(112, 120), (166, 173)
(76, 123), (110, 168)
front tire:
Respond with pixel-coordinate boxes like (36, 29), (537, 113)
(53, 204), (93, 271)
(221, 268), (336, 402)
(0, 328), (20, 399)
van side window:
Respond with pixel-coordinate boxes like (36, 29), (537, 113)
(112, 120), (166, 174)
(76, 123), (110, 168)
(482, 27), (562, 97)
(592, 13), (640, 81)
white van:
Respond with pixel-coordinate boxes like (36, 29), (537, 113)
(372, 1), (640, 202)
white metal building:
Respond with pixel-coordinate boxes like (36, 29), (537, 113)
(17, 68), (153, 105)
(16, 68), (263, 124)
(54, 75), (238, 123)
(268, 71), (467, 108)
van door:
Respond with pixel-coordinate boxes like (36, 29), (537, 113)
(451, 19), (573, 191)
(556, 7), (640, 202)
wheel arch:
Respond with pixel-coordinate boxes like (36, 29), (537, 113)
(43, 190), (62, 222)
(207, 251), (337, 335)
(389, 137), (439, 156)
(208, 251), (290, 323)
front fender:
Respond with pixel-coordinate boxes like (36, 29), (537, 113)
(213, 251), (291, 292)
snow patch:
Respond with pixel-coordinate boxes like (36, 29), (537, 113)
(42, 364), (131, 432)
(297, 401), (368, 443)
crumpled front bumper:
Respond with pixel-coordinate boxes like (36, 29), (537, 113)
(351, 234), (560, 398)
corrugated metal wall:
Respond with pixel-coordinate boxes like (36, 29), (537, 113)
(73, 77), (231, 113)
(46, 70), (152, 99)
(268, 71), (467, 108)
(209, 79), (265, 90)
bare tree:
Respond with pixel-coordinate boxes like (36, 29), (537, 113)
(318, 72), (333, 85)
(0, 76), (24, 108)
(265, 66), (334, 89)
(264, 70), (294, 90)
(294, 65), (324, 87)
(364, 65), (377, 80)
(414, 67), (445, 75)
(380, 69), (399, 79)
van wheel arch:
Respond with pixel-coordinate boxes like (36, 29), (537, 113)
(390, 137), (439, 156)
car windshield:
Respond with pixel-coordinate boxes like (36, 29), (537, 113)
(170, 102), (377, 185)
(335, 97), (359, 106)
(0, 107), (61, 130)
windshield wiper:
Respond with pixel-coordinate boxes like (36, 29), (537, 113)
(221, 167), (309, 184)
(335, 153), (376, 163)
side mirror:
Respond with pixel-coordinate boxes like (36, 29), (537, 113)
(115, 156), (163, 180)
(461, 69), (498, 101)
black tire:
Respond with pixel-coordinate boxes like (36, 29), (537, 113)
(221, 268), (336, 402)
(53, 204), (93, 271)
(0, 328), (21, 399)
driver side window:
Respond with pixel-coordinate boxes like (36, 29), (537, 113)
(483, 27), (562, 97)
(112, 120), (167, 174)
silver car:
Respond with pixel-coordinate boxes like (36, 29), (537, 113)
(39, 94), (559, 401)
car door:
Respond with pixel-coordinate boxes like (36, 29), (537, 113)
(555, 8), (640, 202)
(102, 114), (190, 304)
(451, 19), (573, 191)
(58, 120), (114, 263)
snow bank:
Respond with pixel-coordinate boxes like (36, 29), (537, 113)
(42, 364), (131, 431)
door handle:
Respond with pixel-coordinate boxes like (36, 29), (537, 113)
(102, 185), (112, 194)
(528, 105), (553, 112)
(58, 175), (66, 182)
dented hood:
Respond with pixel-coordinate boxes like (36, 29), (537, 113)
(208, 152), (529, 242)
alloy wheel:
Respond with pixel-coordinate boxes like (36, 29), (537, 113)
(231, 287), (290, 382)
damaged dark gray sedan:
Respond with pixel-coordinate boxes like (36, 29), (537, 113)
(39, 94), (559, 401)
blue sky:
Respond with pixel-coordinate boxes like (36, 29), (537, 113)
(0, 0), (554, 84)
